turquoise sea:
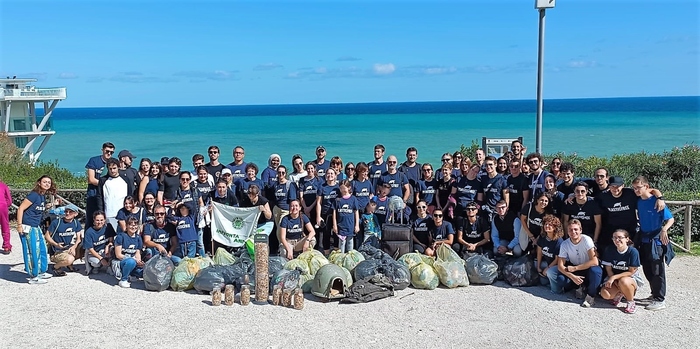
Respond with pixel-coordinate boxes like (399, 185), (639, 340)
(40, 97), (699, 174)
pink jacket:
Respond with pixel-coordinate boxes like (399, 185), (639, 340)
(0, 181), (10, 207)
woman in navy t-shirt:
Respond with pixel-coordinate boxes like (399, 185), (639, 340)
(16, 175), (56, 283)
(279, 200), (316, 259)
(536, 214), (564, 285)
(600, 229), (642, 314)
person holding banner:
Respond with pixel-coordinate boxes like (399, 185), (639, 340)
(240, 184), (273, 236)
(279, 200), (316, 259)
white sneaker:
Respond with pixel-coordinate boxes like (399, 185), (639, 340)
(118, 280), (131, 288)
(581, 295), (595, 308)
(28, 277), (48, 284)
(38, 272), (53, 279)
(646, 301), (666, 311)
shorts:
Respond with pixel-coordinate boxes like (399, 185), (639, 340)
(279, 236), (317, 258)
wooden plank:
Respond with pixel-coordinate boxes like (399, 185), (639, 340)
(671, 241), (691, 254)
(684, 204), (692, 250)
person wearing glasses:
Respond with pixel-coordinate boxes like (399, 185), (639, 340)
(314, 145), (331, 178)
(143, 205), (180, 265)
(412, 200), (432, 253)
(600, 229), (643, 314)
(288, 154), (307, 185)
(455, 202), (492, 257)
(525, 153), (549, 203)
(114, 217), (145, 288)
(344, 162), (356, 182)
(204, 145), (225, 181)
(548, 157), (562, 180)
(633, 175), (675, 311)
(451, 151), (465, 179)
(96, 158), (134, 231)
(424, 209), (454, 257)
(562, 182), (603, 243)
(416, 163), (438, 214)
(378, 155), (410, 203)
(261, 153), (281, 188)
(174, 171), (205, 257)
(436, 163), (456, 219)
(236, 163), (265, 202)
(271, 165), (298, 246)
(492, 200), (522, 257)
(479, 156), (509, 221)
(520, 192), (552, 252)
(300, 162), (321, 224)
(591, 167), (610, 197)
(86, 142), (115, 227)
(330, 156), (346, 181)
(227, 146), (248, 183)
(436, 153), (460, 180)
(369, 144), (387, 188)
(157, 157), (182, 206)
(45, 204), (83, 276)
(506, 159), (530, 216)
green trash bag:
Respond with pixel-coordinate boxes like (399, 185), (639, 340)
(171, 257), (213, 291)
(298, 250), (329, 275)
(398, 253), (424, 270)
(213, 248), (237, 266)
(332, 250), (365, 272)
(328, 250), (345, 265)
(419, 254), (435, 267)
(434, 245), (469, 288)
(284, 259), (311, 276)
(409, 262), (440, 290)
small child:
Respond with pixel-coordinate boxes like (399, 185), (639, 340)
(362, 201), (382, 242)
(333, 180), (359, 253)
(169, 202), (198, 258)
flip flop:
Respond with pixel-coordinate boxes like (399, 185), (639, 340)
(53, 269), (67, 277)
(66, 266), (79, 273)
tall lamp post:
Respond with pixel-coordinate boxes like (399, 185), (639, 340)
(535, 0), (555, 154)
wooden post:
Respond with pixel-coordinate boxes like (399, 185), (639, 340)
(684, 204), (692, 251)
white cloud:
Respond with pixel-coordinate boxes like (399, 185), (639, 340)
(567, 60), (597, 68)
(423, 66), (457, 75)
(336, 56), (362, 62)
(253, 63), (283, 71)
(57, 72), (78, 79)
(314, 67), (327, 74)
(173, 70), (238, 81)
(373, 63), (395, 75)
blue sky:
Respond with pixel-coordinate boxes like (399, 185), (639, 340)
(1, 0), (698, 107)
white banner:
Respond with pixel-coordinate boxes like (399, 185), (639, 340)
(210, 202), (261, 247)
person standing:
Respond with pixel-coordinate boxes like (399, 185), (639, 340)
(0, 178), (11, 254)
(506, 158), (530, 216)
(85, 142), (115, 227)
(227, 146), (248, 183)
(314, 146), (331, 178)
(399, 147), (422, 211)
(525, 153), (549, 202)
(368, 144), (387, 188)
(378, 155), (410, 203)
(204, 146), (225, 181)
(118, 150), (139, 197)
(561, 182), (603, 243)
(96, 158), (132, 231)
(633, 175), (675, 311)
(16, 175), (57, 284)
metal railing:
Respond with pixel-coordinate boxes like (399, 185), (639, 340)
(1, 87), (66, 99)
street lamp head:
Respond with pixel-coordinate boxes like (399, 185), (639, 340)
(535, 0), (555, 9)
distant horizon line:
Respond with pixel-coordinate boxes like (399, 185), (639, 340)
(56, 95), (699, 109)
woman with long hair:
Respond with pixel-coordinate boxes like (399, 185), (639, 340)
(136, 158), (152, 202)
(16, 175), (57, 284)
(536, 214), (564, 286)
(142, 161), (162, 203)
(520, 192), (552, 252)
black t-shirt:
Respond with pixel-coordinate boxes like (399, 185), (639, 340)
(412, 216), (432, 246)
(241, 195), (271, 224)
(194, 180), (214, 204)
(557, 181), (576, 198)
(562, 198), (603, 239)
(520, 203), (545, 237)
(597, 187), (638, 233)
(159, 172), (181, 201)
(537, 236), (563, 264)
(459, 216), (490, 244)
(506, 173), (529, 214)
(204, 163), (225, 181)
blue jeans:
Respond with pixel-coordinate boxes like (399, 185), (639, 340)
(144, 247), (182, 266)
(119, 257), (143, 282)
(179, 241), (196, 258)
(197, 228), (206, 257)
(338, 235), (354, 253)
(547, 265), (603, 297)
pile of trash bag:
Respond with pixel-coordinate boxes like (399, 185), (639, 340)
(143, 254), (175, 292)
(465, 254), (499, 285)
(352, 259), (410, 291)
(171, 257), (213, 291)
(503, 255), (540, 287)
(212, 248), (237, 266)
(358, 244), (395, 265)
(193, 265), (227, 292)
(433, 245), (470, 288)
(284, 250), (330, 292)
(329, 250), (366, 271)
(398, 252), (440, 290)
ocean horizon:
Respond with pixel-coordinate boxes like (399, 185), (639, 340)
(38, 96), (699, 175)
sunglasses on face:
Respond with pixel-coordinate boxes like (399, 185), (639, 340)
(441, 158), (451, 162)
(433, 214), (443, 218)
(575, 190), (587, 193)
(595, 175), (606, 178)
(208, 151), (218, 154)
(346, 168), (355, 171)
(528, 160), (539, 165)
(552, 162), (561, 165)
(467, 207), (478, 211)
(155, 212), (166, 216)
(417, 206), (427, 209)
(104, 150), (114, 154)
(278, 171), (286, 175)
(180, 178), (190, 181)
(387, 161), (397, 164)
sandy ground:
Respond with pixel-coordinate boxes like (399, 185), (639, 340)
(1, 229), (698, 349)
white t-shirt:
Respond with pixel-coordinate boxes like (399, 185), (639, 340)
(103, 176), (128, 218)
(558, 234), (595, 266)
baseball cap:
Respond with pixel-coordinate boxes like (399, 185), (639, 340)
(65, 204), (80, 213)
(608, 176), (624, 187)
(316, 145), (326, 152)
(466, 201), (479, 209)
(160, 157), (170, 164)
(118, 150), (136, 159)
(221, 168), (232, 175)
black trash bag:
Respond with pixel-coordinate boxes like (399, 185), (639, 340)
(503, 255), (540, 287)
(268, 256), (289, 276)
(194, 265), (226, 293)
(382, 261), (410, 291)
(362, 235), (381, 249)
(220, 265), (240, 285)
(465, 254), (499, 285)
(143, 254), (175, 292)
(358, 244), (386, 260)
(352, 259), (381, 281)
(340, 275), (395, 304)
(270, 268), (302, 292)
(492, 254), (510, 281)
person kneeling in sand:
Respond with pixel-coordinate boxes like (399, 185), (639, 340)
(143, 205), (181, 265)
(45, 204), (83, 276)
(600, 229), (643, 314)
(424, 209), (454, 257)
(83, 211), (115, 275)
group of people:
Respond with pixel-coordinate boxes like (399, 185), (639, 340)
(8, 140), (676, 314)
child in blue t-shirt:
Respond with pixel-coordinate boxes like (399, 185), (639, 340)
(169, 203), (198, 258)
(333, 180), (360, 253)
(362, 201), (382, 242)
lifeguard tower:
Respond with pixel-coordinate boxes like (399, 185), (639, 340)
(0, 78), (67, 164)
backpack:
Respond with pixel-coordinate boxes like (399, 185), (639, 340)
(340, 275), (395, 304)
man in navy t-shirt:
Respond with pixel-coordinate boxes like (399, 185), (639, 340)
(378, 155), (410, 202)
(45, 205), (83, 275)
(369, 144), (387, 188)
(314, 146), (330, 178)
(85, 142), (115, 227)
(227, 146), (247, 183)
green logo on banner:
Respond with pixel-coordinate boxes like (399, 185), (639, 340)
(232, 217), (244, 230)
